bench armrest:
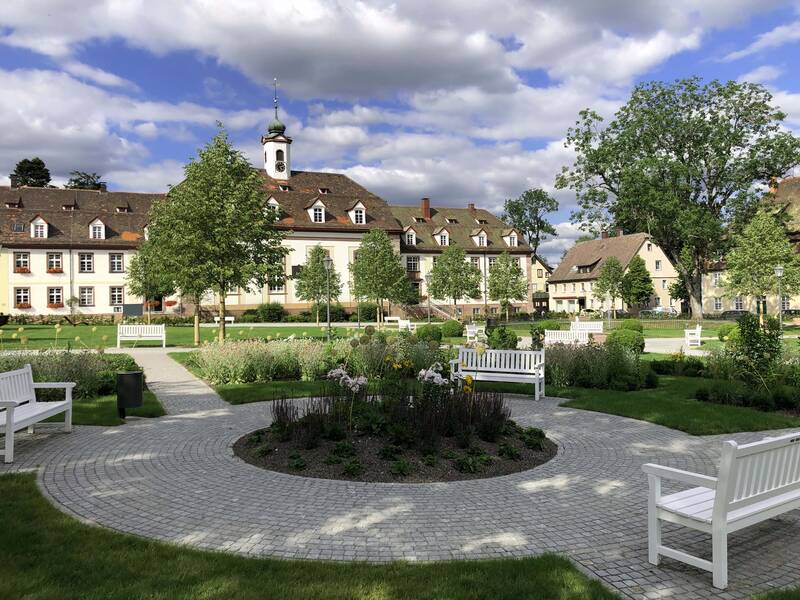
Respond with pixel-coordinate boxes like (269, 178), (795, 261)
(449, 359), (460, 379)
(32, 382), (77, 390)
(0, 400), (19, 408)
(642, 463), (717, 489)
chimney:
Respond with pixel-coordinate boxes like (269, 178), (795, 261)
(600, 230), (609, 239)
(9, 174), (18, 188)
(421, 197), (431, 220)
(468, 202), (476, 214)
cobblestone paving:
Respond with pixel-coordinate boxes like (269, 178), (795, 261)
(2, 351), (798, 599)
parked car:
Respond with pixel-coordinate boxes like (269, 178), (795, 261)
(579, 308), (599, 317)
(641, 306), (679, 318)
(719, 310), (751, 320)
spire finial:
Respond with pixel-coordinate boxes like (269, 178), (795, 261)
(273, 77), (279, 119)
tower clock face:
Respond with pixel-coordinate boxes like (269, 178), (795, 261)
(275, 161), (286, 173)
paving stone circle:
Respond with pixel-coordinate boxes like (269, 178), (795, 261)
(2, 348), (798, 600)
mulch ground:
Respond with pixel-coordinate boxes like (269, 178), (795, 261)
(233, 428), (557, 483)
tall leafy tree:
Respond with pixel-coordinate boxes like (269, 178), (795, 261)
(295, 245), (343, 324)
(723, 209), (800, 312)
(12, 157), (50, 187)
(126, 243), (176, 325)
(350, 229), (411, 325)
(558, 77), (800, 319)
(502, 188), (558, 261)
(144, 125), (288, 341)
(593, 257), (624, 318)
(428, 246), (482, 313)
(488, 252), (528, 321)
(65, 171), (103, 190)
(621, 255), (655, 312)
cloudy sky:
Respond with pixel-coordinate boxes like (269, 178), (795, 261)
(1, 1), (800, 262)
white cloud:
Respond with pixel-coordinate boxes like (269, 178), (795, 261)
(737, 64), (783, 83)
(61, 60), (139, 90)
(723, 20), (800, 61)
(104, 160), (185, 192)
(538, 222), (588, 265)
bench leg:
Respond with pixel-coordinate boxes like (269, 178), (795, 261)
(712, 530), (728, 589)
(4, 421), (13, 464)
(27, 425), (34, 434)
(65, 388), (73, 433)
(647, 475), (661, 566)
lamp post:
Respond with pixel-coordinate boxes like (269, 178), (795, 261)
(323, 256), (333, 342)
(775, 265), (784, 335)
(425, 272), (432, 324)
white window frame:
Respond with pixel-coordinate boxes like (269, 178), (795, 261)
(470, 257), (480, 268)
(79, 253), (94, 273)
(14, 287), (30, 307)
(439, 233), (448, 246)
(90, 221), (105, 240)
(14, 252), (30, 270)
(714, 297), (722, 311)
(110, 286), (124, 306)
(508, 235), (517, 247)
(47, 253), (63, 271)
(405, 232), (416, 245)
(109, 253), (124, 273)
(47, 287), (63, 306)
(406, 255), (419, 272)
(782, 296), (791, 311)
(712, 272), (721, 287)
(78, 286), (94, 307)
(477, 235), (486, 247)
(655, 259), (662, 272)
(353, 208), (365, 225)
(734, 296), (744, 310)
(32, 220), (47, 238)
(313, 206), (325, 223)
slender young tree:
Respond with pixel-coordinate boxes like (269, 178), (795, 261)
(488, 252), (528, 321)
(144, 125), (288, 341)
(621, 255), (655, 313)
(502, 188), (558, 262)
(558, 77), (800, 319)
(593, 257), (625, 318)
(295, 245), (342, 325)
(126, 244), (176, 325)
(428, 246), (482, 314)
(12, 157), (50, 187)
(723, 209), (800, 313)
(350, 229), (411, 325)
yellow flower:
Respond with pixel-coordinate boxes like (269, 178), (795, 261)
(465, 375), (474, 385)
(101, 335), (109, 342)
(267, 335), (272, 341)
(92, 326), (97, 333)
(54, 324), (60, 330)
(74, 336), (81, 342)
(393, 362), (402, 369)
(20, 337), (28, 345)
(17, 327), (24, 333)
(11, 333), (17, 339)
(238, 330), (244, 335)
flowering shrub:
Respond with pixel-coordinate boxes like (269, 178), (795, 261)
(327, 366), (367, 393)
(417, 362), (448, 386)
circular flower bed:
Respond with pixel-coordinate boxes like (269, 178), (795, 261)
(233, 365), (556, 483)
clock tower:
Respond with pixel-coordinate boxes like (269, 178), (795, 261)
(262, 78), (291, 180)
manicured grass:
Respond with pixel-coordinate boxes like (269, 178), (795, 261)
(755, 589), (800, 599)
(0, 473), (616, 600)
(0, 323), (358, 350)
(556, 376), (800, 436)
(43, 390), (165, 426)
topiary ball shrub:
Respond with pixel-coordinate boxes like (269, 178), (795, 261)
(488, 325), (519, 349)
(717, 322), (738, 342)
(257, 302), (285, 322)
(415, 324), (443, 343)
(619, 319), (643, 332)
(605, 329), (645, 354)
(440, 320), (464, 337)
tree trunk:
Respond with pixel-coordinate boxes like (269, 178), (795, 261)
(218, 295), (226, 343)
(146, 304), (151, 325)
(684, 271), (704, 321)
(193, 301), (200, 346)
(316, 304), (320, 326)
(505, 303), (509, 322)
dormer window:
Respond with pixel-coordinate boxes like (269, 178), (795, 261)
(508, 235), (517, 247)
(446, 218), (458, 224)
(318, 187), (331, 195)
(279, 184), (291, 192)
(12, 223), (24, 233)
(89, 219), (106, 240)
(478, 235), (486, 247)
(116, 206), (130, 213)
(313, 207), (324, 223)
(62, 204), (76, 211)
(476, 218), (488, 225)
(354, 208), (365, 224)
(414, 217), (425, 223)
(31, 217), (47, 239)
(267, 197), (280, 212)
(405, 230), (416, 246)
(438, 233), (449, 246)
(5, 202), (21, 209)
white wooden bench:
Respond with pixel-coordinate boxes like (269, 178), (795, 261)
(570, 319), (603, 334)
(213, 315), (235, 324)
(544, 329), (589, 346)
(0, 364), (74, 463)
(465, 324), (486, 343)
(117, 324), (166, 348)
(643, 431), (800, 589)
(685, 324), (702, 348)
(398, 318), (417, 332)
(450, 347), (545, 400)
(384, 316), (400, 326)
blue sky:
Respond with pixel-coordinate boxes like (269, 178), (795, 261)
(1, 1), (799, 262)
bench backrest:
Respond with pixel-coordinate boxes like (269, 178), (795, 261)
(570, 321), (603, 333)
(118, 324), (165, 337)
(544, 330), (589, 345)
(686, 325), (701, 335)
(458, 347), (543, 374)
(0, 364), (36, 406)
(715, 432), (800, 516)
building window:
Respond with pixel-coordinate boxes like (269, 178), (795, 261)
(276, 149), (285, 162)
(477, 235), (485, 247)
(279, 184), (291, 192)
(353, 208), (365, 224)
(406, 256), (419, 272)
(712, 272), (721, 287)
(110, 286), (124, 306)
(571, 283), (576, 292)
(472, 308), (481, 316)
(78, 287), (94, 307)
(14, 252), (30, 272)
(655, 260), (662, 271)
(508, 235), (517, 247)
(79, 253), (94, 273)
(405, 232), (415, 245)
(439, 234), (448, 246)
(537, 269), (543, 278)
(33, 222), (47, 238)
(14, 287), (30, 308)
(91, 223), (104, 239)
(714, 297), (722, 311)
(661, 279), (667, 290)
(268, 281), (285, 293)
(654, 296), (661, 307)
(581, 282), (585, 292)
(488, 257), (497, 269)
(470, 257), (480, 268)
(313, 206), (324, 223)
(47, 287), (63, 307)
(782, 296), (791, 311)
(47, 253), (63, 272)
(734, 296), (744, 310)
(109, 253), (124, 273)
(318, 187), (330, 195)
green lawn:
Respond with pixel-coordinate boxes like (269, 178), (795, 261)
(0, 324), (359, 350)
(45, 390), (165, 426)
(0, 473), (615, 600)
(556, 376), (800, 435)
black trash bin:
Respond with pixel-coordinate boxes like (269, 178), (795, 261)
(117, 371), (143, 419)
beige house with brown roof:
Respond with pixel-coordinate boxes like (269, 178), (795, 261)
(549, 232), (679, 314)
